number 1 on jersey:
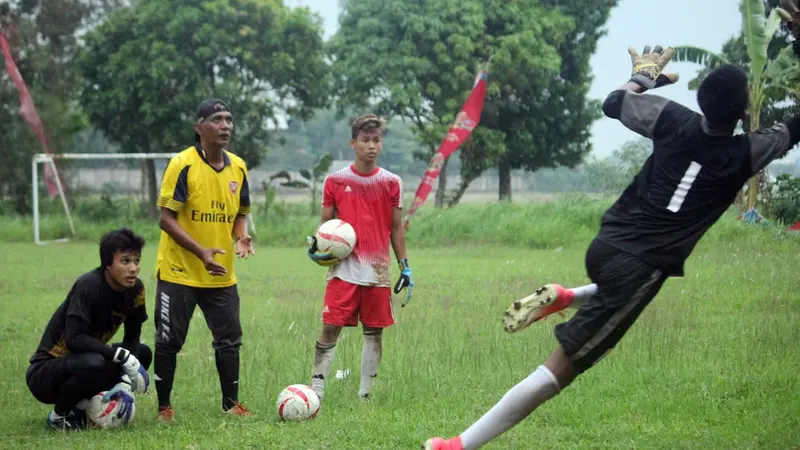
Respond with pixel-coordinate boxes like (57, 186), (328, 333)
(667, 161), (702, 213)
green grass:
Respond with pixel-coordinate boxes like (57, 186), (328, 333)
(3, 194), (795, 250)
(1, 200), (800, 449)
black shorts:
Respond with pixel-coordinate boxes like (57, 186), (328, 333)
(26, 343), (152, 405)
(554, 238), (668, 374)
(154, 277), (242, 354)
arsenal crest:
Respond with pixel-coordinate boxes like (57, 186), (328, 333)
(229, 181), (238, 194)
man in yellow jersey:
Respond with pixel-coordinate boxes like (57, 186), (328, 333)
(152, 99), (255, 422)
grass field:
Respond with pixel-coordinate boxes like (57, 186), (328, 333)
(1, 201), (799, 449)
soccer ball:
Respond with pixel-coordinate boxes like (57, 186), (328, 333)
(276, 384), (320, 421)
(86, 391), (135, 428)
(315, 219), (357, 260)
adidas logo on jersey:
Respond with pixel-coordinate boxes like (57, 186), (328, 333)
(344, 186), (352, 193)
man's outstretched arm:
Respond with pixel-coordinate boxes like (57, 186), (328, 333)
(602, 44), (682, 139)
(748, 117), (800, 174)
(602, 86), (674, 139)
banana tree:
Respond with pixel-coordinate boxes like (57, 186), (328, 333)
(673, 0), (800, 214)
(283, 153), (334, 216)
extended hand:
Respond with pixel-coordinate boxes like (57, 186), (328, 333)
(393, 259), (414, 307)
(628, 44), (679, 90)
(199, 247), (227, 275)
(235, 235), (255, 258)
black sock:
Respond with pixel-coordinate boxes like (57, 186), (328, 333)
(215, 349), (240, 410)
(154, 350), (177, 408)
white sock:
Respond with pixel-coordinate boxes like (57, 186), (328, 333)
(568, 283), (598, 309)
(571, 283), (597, 301)
(358, 330), (382, 397)
(49, 411), (64, 419)
(312, 341), (336, 399)
(459, 365), (561, 450)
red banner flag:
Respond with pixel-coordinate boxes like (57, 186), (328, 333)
(0, 31), (62, 198)
(403, 69), (489, 229)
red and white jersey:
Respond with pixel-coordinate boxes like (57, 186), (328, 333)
(322, 165), (403, 287)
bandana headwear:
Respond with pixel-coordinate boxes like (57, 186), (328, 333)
(196, 98), (230, 123)
(194, 98), (230, 142)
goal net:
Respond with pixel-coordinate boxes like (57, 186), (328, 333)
(31, 152), (175, 245)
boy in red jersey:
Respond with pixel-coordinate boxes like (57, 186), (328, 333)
(306, 114), (413, 401)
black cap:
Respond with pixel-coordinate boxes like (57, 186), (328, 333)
(196, 98), (230, 122)
(194, 99), (230, 143)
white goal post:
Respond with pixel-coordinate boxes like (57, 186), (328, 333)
(32, 152), (259, 245)
(33, 152), (258, 245)
(32, 152), (175, 245)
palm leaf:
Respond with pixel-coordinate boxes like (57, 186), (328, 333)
(312, 154), (334, 179)
(765, 7), (785, 43)
(765, 45), (800, 84)
(282, 180), (310, 189)
(773, 83), (800, 97)
(672, 46), (730, 90)
(672, 46), (730, 69)
(741, 0), (769, 79)
(268, 170), (291, 183)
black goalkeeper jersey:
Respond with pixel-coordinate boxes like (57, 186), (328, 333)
(30, 268), (147, 364)
(599, 89), (793, 276)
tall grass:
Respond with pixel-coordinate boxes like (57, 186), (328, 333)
(1, 195), (796, 250)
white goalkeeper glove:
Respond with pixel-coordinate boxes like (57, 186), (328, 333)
(112, 347), (150, 394)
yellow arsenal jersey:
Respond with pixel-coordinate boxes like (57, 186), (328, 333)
(155, 146), (251, 288)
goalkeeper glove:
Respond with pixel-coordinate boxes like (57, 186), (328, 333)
(628, 44), (679, 90)
(112, 347), (149, 394)
(393, 258), (414, 307)
(102, 379), (131, 402)
(101, 381), (135, 424)
(113, 389), (135, 424)
(307, 235), (340, 267)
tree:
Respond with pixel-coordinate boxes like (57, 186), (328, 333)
(283, 153), (334, 216)
(673, 0), (800, 214)
(329, 0), (614, 205)
(487, 0), (618, 201)
(78, 0), (331, 218)
(259, 170), (291, 221)
(267, 108), (423, 176)
(585, 138), (651, 194)
(446, 127), (506, 206)
(329, 0), (490, 207)
(0, 0), (125, 213)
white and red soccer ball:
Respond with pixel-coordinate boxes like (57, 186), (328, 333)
(86, 391), (135, 428)
(276, 384), (320, 421)
(315, 219), (357, 260)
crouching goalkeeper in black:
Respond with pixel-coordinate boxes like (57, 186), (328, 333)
(25, 227), (152, 430)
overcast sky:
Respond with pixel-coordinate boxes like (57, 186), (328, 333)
(285, 0), (798, 162)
